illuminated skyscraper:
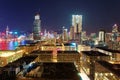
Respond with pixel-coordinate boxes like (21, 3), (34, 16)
(62, 26), (68, 41)
(33, 13), (41, 40)
(112, 24), (118, 33)
(72, 15), (82, 33)
(70, 26), (74, 40)
(81, 31), (87, 40)
(72, 15), (82, 43)
(99, 30), (105, 42)
(112, 24), (119, 41)
(6, 26), (9, 39)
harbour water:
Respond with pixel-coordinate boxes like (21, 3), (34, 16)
(0, 41), (19, 50)
(0, 39), (33, 50)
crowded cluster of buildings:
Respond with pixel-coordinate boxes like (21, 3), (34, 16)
(0, 13), (120, 80)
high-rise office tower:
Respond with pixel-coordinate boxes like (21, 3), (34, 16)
(81, 31), (87, 40)
(70, 26), (74, 40)
(72, 15), (82, 33)
(105, 33), (112, 43)
(33, 13), (41, 40)
(72, 15), (82, 43)
(6, 26), (9, 39)
(62, 27), (68, 42)
(99, 30), (105, 42)
(112, 24), (119, 41)
(112, 24), (118, 33)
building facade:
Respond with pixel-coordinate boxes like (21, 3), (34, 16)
(63, 28), (68, 42)
(72, 15), (82, 43)
(99, 30), (105, 42)
(33, 14), (41, 40)
(70, 26), (74, 40)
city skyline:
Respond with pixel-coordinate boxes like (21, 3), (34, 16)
(0, 0), (120, 79)
(0, 0), (120, 33)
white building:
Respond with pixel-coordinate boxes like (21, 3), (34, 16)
(72, 15), (82, 42)
(99, 30), (105, 42)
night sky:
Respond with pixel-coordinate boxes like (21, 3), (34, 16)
(0, 0), (120, 34)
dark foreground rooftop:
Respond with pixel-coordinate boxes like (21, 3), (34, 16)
(96, 47), (120, 53)
(97, 61), (120, 77)
(24, 62), (82, 80)
(57, 51), (79, 54)
(41, 62), (81, 80)
(30, 50), (79, 54)
(2, 55), (38, 69)
(31, 50), (53, 54)
(82, 51), (109, 56)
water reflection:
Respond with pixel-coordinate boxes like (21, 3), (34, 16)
(0, 40), (34, 50)
(0, 41), (19, 50)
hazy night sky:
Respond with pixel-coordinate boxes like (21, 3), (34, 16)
(0, 0), (120, 34)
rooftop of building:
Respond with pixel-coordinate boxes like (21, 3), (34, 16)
(30, 50), (79, 54)
(57, 51), (79, 54)
(56, 43), (62, 46)
(96, 47), (120, 53)
(14, 62), (82, 80)
(18, 43), (37, 47)
(64, 43), (77, 46)
(82, 50), (109, 56)
(31, 50), (53, 54)
(25, 62), (81, 80)
(2, 55), (38, 69)
(97, 61), (120, 77)
(41, 44), (56, 46)
(18, 40), (39, 47)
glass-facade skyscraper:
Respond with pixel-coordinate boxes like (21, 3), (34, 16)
(33, 14), (41, 40)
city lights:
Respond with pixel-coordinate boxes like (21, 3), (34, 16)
(0, 52), (15, 57)
(78, 73), (90, 80)
(0, 1), (120, 80)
